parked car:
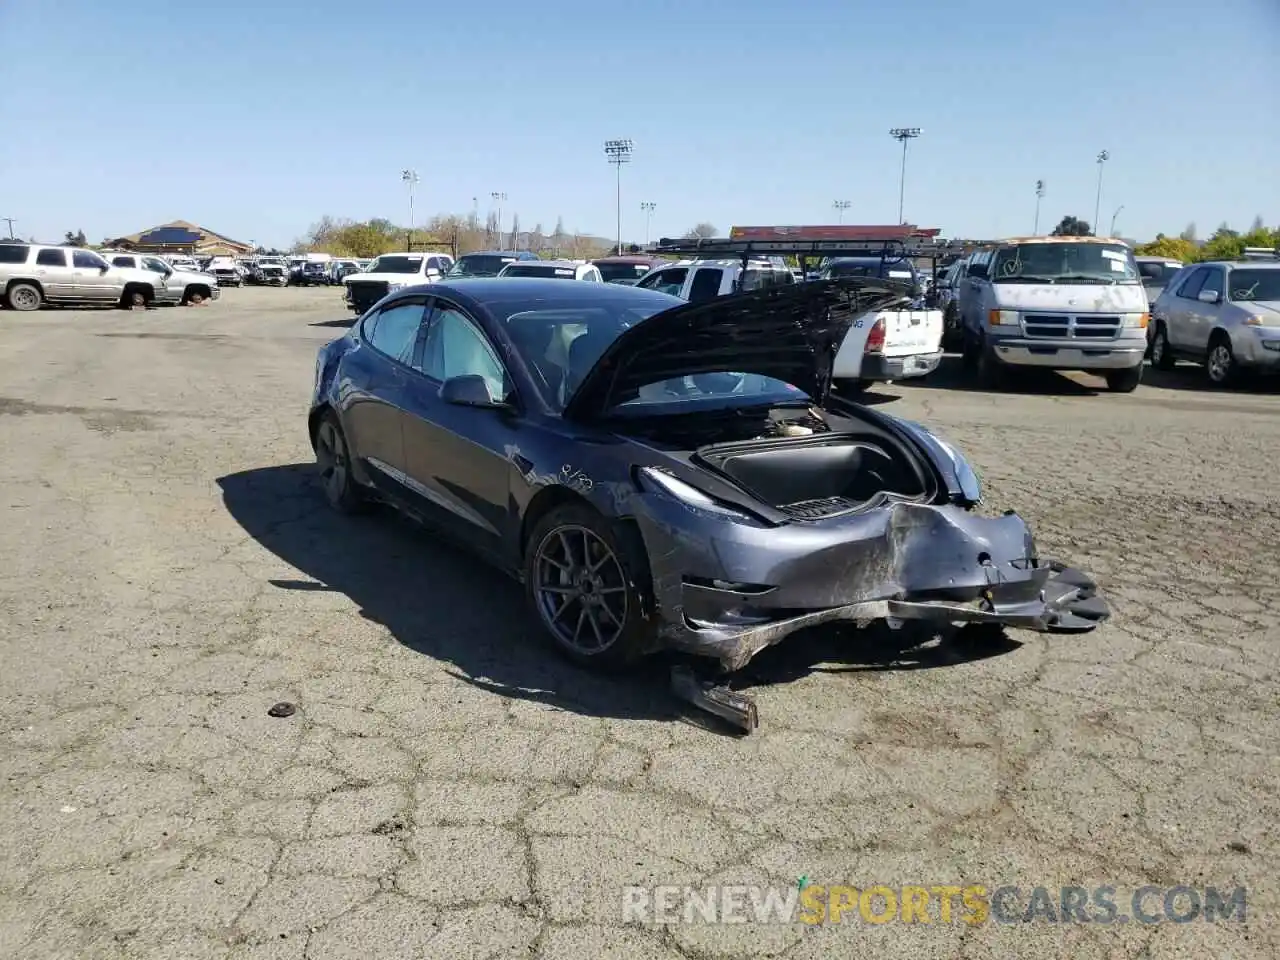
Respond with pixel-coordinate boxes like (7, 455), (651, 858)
(105, 252), (220, 306)
(1149, 258), (1280, 385)
(0, 242), (170, 310)
(328, 260), (362, 285)
(249, 258), (288, 286)
(634, 257), (795, 299)
(590, 255), (665, 284)
(344, 251), (456, 314)
(444, 250), (538, 279)
(293, 261), (329, 286)
(497, 260), (603, 281)
(955, 237), (1149, 392)
(937, 257), (969, 350)
(308, 278), (1109, 731)
(1137, 256), (1185, 306)
(206, 257), (243, 287)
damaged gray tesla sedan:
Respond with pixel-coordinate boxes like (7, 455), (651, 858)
(310, 276), (1110, 730)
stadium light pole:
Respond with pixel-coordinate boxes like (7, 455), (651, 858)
(640, 201), (656, 246)
(401, 169), (419, 244)
(1033, 180), (1046, 234)
(1093, 150), (1109, 236)
(604, 139), (633, 254)
(0, 217), (15, 239)
(490, 191), (507, 250)
(1110, 205), (1125, 238)
(889, 127), (921, 224)
(832, 200), (851, 224)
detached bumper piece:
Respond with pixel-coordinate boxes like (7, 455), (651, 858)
(669, 560), (1108, 735)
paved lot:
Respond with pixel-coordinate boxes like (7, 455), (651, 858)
(1, 286), (1278, 959)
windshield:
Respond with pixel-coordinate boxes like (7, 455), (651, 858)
(447, 254), (516, 277)
(991, 242), (1139, 283)
(1138, 261), (1182, 286)
(367, 255), (422, 274)
(596, 262), (652, 283)
(1227, 269), (1280, 302)
(822, 258), (915, 281)
(500, 293), (804, 414)
(502, 264), (577, 279)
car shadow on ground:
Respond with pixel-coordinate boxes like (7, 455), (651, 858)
(895, 354), (1105, 396)
(1142, 364), (1279, 395)
(218, 463), (1024, 732)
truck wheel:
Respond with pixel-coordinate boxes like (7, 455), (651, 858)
(121, 286), (150, 309)
(1105, 365), (1143, 393)
(7, 282), (42, 311)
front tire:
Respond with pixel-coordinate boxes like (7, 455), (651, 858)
(314, 412), (367, 514)
(121, 286), (150, 310)
(1105, 365), (1143, 393)
(7, 282), (42, 312)
(1205, 333), (1238, 387)
(524, 504), (655, 669)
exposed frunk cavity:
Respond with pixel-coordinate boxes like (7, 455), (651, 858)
(693, 435), (927, 519)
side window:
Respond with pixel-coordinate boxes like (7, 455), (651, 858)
(363, 299), (426, 363)
(638, 267), (687, 295)
(688, 267), (724, 302)
(1198, 267), (1223, 300)
(72, 250), (108, 269)
(421, 305), (506, 401)
(0, 245), (30, 264)
(111, 256), (135, 268)
(1176, 268), (1207, 300)
(144, 257), (170, 272)
(36, 249), (67, 267)
(426, 257), (440, 272)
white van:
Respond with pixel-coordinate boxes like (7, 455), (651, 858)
(955, 236), (1149, 392)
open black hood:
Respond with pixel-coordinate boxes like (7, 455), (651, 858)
(561, 278), (913, 420)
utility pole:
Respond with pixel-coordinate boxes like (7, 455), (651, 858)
(832, 200), (851, 224)
(604, 139), (633, 255)
(640, 201), (656, 246)
(401, 169), (419, 247)
(889, 127), (921, 224)
(0, 217), (14, 239)
(490, 191), (507, 250)
(1093, 150), (1109, 236)
(1110, 205), (1125, 238)
(1033, 180), (1045, 234)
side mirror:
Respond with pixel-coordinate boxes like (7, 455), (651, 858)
(99, 265), (110, 274)
(1197, 289), (1221, 304)
(425, 268), (440, 278)
(440, 374), (504, 408)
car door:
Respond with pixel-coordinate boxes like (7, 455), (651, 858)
(1187, 266), (1226, 354)
(635, 266), (688, 297)
(1166, 267), (1207, 351)
(33, 248), (74, 300)
(71, 249), (120, 302)
(339, 296), (431, 500)
(398, 296), (516, 561)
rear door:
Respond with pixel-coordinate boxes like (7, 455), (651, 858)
(339, 296), (431, 499)
(1166, 267), (1207, 349)
(71, 250), (120, 302)
(635, 266), (687, 296)
(33, 248), (74, 300)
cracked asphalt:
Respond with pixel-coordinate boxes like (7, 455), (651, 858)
(1, 286), (1277, 959)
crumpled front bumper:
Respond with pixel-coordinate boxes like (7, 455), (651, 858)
(631, 496), (1110, 673)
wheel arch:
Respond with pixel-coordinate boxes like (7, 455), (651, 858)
(6, 277), (44, 296)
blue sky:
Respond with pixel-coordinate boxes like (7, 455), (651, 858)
(1, 0), (1276, 249)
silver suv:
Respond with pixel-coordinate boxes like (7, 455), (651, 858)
(105, 252), (220, 306)
(0, 242), (170, 311)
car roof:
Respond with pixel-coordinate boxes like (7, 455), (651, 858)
(1136, 255), (1183, 263)
(592, 255), (660, 265)
(460, 249), (536, 258)
(996, 235), (1129, 245)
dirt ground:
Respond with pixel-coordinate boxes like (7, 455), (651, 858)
(1, 286), (1277, 959)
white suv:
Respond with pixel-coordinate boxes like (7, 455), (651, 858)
(105, 252), (220, 306)
(0, 242), (170, 311)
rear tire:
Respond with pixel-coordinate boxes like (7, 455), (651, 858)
(1150, 323), (1176, 371)
(7, 282), (42, 312)
(524, 503), (655, 670)
(1105, 365), (1143, 393)
(121, 286), (150, 310)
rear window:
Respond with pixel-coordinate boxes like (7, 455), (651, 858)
(502, 264), (576, 279)
(0, 244), (29, 264)
(596, 262), (653, 283)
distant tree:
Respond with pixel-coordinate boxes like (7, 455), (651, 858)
(1179, 222), (1197, 243)
(529, 222), (544, 253)
(683, 222), (718, 239)
(1050, 216), (1091, 237)
(1135, 234), (1196, 262)
(62, 229), (87, 246)
(509, 213), (521, 250)
(1249, 214), (1265, 234)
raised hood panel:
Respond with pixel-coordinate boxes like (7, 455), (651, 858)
(561, 279), (912, 421)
